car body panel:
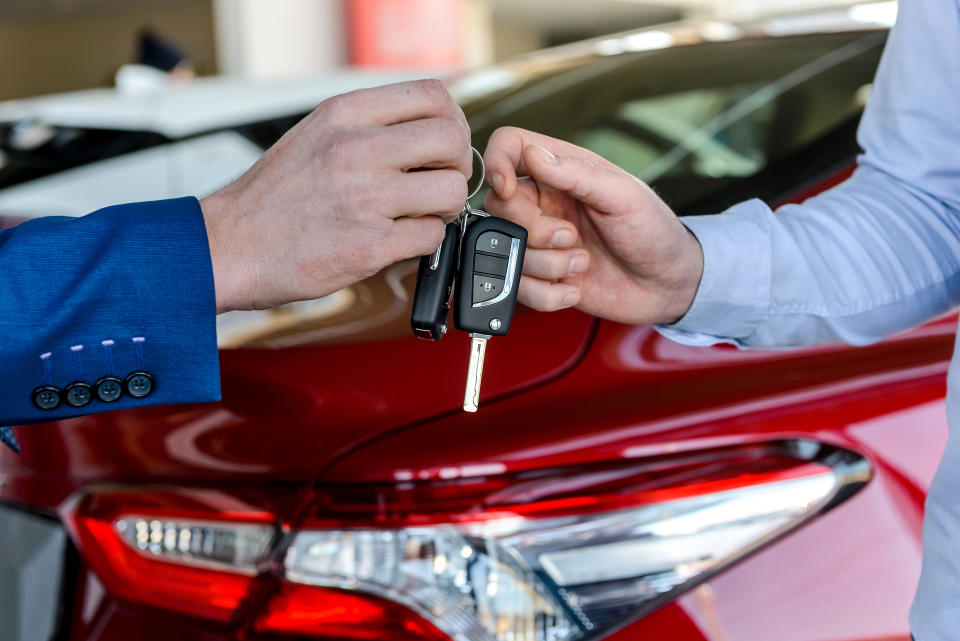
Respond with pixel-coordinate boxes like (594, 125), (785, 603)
(1, 302), (594, 487)
(321, 319), (952, 483)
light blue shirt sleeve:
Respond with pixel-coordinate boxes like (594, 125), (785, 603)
(659, 0), (960, 349)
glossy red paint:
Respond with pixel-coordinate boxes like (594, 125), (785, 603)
(1, 303), (593, 492)
(320, 319), (954, 483)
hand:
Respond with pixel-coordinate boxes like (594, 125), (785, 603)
(483, 127), (703, 325)
(201, 79), (471, 313)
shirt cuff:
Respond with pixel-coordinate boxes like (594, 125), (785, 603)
(655, 199), (772, 346)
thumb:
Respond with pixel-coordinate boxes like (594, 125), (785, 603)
(521, 144), (644, 217)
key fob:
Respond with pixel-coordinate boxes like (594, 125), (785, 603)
(411, 220), (461, 340)
(454, 216), (526, 337)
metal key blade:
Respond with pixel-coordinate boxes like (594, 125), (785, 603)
(463, 333), (489, 412)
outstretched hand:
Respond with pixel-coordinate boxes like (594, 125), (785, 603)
(482, 127), (704, 325)
(202, 79), (472, 313)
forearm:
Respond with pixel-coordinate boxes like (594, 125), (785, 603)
(662, 166), (960, 348)
(0, 198), (220, 424)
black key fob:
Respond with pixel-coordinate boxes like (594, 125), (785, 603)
(454, 216), (526, 337)
(411, 220), (461, 340)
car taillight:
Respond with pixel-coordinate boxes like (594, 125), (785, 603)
(63, 489), (276, 621)
(61, 440), (868, 640)
(261, 440), (869, 641)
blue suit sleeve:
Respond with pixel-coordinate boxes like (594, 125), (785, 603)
(658, 0), (960, 349)
(0, 197), (221, 424)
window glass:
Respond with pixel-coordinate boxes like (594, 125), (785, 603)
(466, 31), (886, 213)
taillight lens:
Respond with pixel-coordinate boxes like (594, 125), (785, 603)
(63, 490), (275, 621)
(62, 441), (869, 639)
(263, 441), (869, 641)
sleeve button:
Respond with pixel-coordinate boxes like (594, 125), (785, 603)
(95, 376), (124, 403)
(64, 382), (93, 408)
(125, 371), (154, 398)
(32, 386), (62, 410)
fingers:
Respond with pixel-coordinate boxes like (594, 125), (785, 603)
(524, 247), (589, 281)
(388, 169), (467, 221)
(389, 215), (447, 262)
(330, 79), (466, 128)
(378, 117), (472, 177)
(518, 144), (644, 217)
(484, 126), (614, 200)
(483, 179), (579, 249)
(517, 275), (581, 312)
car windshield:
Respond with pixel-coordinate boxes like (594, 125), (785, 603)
(463, 30), (886, 214)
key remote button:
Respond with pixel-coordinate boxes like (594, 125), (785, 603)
(474, 253), (509, 277)
(473, 275), (505, 303)
(476, 231), (512, 257)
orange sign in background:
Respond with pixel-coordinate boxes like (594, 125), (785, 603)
(347, 0), (466, 67)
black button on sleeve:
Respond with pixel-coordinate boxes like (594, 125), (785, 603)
(64, 382), (93, 408)
(32, 386), (62, 411)
(95, 376), (124, 403)
(125, 371), (154, 398)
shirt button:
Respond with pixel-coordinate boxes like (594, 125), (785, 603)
(95, 376), (124, 403)
(64, 382), (93, 408)
(32, 386), (62, 410)
(125, 371), (154, 398)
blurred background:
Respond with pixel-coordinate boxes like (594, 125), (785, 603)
(0, 0), (890, 100)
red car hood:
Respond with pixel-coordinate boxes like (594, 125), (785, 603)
(3, 262), (595, 484)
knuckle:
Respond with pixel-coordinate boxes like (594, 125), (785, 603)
(433, 118), (466, 153)
(452, 118), (471, 149)
(416, 78), (448, 103)
(316, 93), (348, 122)
(489, 126), (519, 147)
(446, 171), (468, 202)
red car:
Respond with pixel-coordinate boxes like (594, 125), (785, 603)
(0, 9), (943, 641)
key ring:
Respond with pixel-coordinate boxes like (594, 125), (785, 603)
(467, 147), (485, 201)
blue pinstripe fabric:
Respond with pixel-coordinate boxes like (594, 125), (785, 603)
(0, 197), (221, 426)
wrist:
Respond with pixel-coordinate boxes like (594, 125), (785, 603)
(200, 190), (248, 314)
(660, 225), (705, 324)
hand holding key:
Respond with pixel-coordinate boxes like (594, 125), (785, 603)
(482, 127), (704, 326)
(201, 79), (471, 314)
(411, 148), (527, 412)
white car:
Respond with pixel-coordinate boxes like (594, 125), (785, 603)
(0, 70), (434, 219)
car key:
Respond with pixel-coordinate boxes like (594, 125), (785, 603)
(410, 148), (485, 341)
(454, 213), (527, 412)
(410, 216), (462, 340)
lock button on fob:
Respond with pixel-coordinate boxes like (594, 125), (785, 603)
(476, 231), (512, 257)
(473, 275), (504, 303)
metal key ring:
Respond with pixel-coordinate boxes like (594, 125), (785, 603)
(467, 147), (485, 201)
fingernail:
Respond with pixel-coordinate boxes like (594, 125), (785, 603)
(568, 255), (588, 275)
(489, 172), (504, 194)
(550, 229), (574, 248)
(561, 291), (578, 307)
(532, 145), (558, 164)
